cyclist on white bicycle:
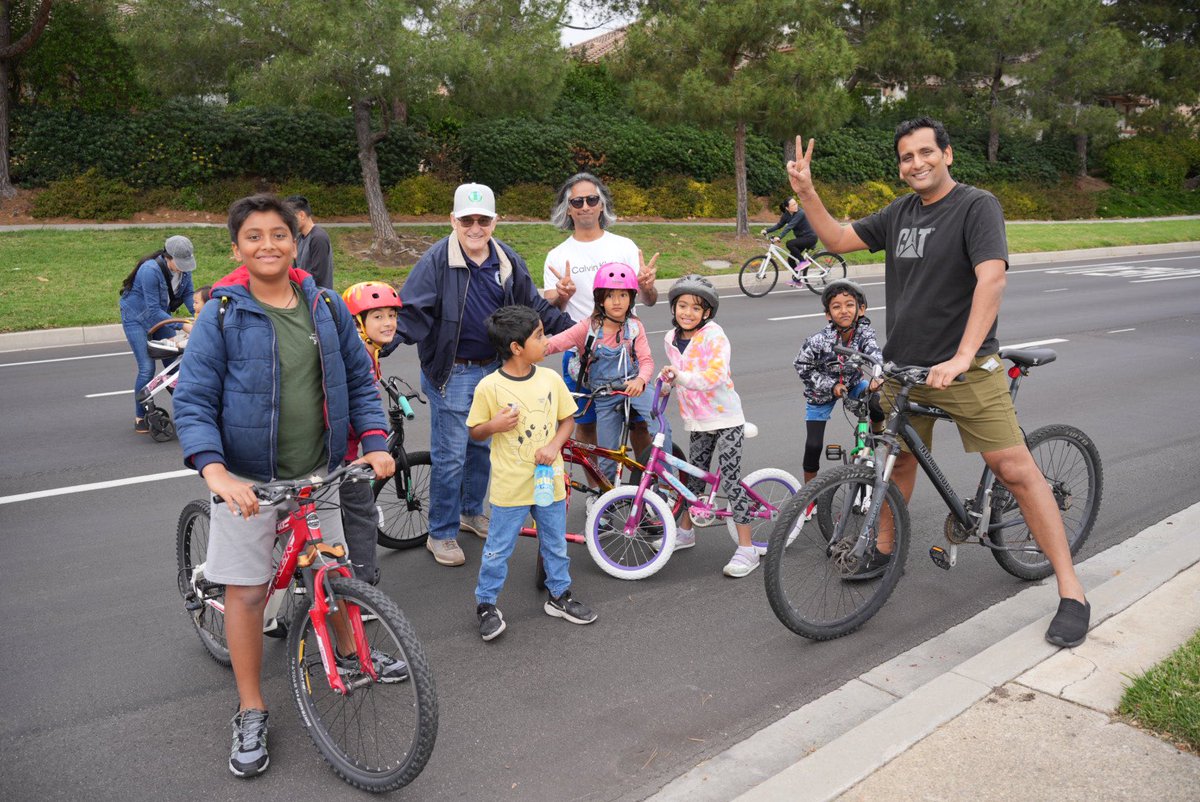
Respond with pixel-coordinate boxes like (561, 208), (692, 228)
(761, 197), (818, 267)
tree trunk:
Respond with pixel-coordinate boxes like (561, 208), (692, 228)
(0, 54), (13, 199)
(353, 98), (402, 255)
(734, 119), (748, 238)
(1075, 132), (1088, 177)
(0, 0), (53, 200)
(987, 63), (1003, 163)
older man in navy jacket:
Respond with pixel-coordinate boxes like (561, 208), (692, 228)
(393, 183), (575, 567)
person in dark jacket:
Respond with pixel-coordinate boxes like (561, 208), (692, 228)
(173, 194), (395, 780)
(118, 235), (196, 433)
(762, 197), (819, 267)
(391, 183), (575, 568)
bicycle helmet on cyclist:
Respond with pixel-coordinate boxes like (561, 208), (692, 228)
(343, 280), (402, 317)
(668, 274), (719, 315)
(821, 279), (866, 312)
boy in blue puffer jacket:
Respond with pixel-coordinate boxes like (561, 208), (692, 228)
(173, 194), (396, 781)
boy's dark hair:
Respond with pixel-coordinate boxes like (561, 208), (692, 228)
(894, 117), (950, 159)
(196, 284), (213, 303)
(285, 194), (312, 216)
(486, 305), (541, 361)
(228, 194), (299, 242)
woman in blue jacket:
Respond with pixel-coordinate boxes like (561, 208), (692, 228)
(118, 235), (197, 433)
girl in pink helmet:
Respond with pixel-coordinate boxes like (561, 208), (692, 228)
(545, 262), (670, 481)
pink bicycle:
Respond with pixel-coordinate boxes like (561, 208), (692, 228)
(582, 379), (800, 579)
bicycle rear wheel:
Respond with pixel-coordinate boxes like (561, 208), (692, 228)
(288, 576), (438, 792)
(175, 500), (231, 665)
(989, 424), (1103, 580)
(801, 252), (847, 295)
(373, 450), (431, 549)
(763, 466), (909, 640)
(726, 468), (801, 553)
(739, 255), (778, 297)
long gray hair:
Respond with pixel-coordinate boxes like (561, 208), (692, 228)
(550, 172), (617, 231)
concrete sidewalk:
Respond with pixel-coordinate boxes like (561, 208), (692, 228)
(2, 241), (1197, 354)
(648, 503), (1200, 802)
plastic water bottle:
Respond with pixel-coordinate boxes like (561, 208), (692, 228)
(533, 464), (555, 507)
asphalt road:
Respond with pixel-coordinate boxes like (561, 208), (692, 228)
(2, 249), (1198, 801)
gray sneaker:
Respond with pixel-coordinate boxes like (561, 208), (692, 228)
(229, 708), (269, 778)
(336, 648), (409, 683)
(460, 512), (490, 539)
(426, 537), (465, 566)
(545, 589), (597, 625)
(477, 602), (506, 641)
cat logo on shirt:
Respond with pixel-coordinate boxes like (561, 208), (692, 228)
(895, 227), (934, 258)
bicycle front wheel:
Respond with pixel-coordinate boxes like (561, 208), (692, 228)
(176, 499), (231, 665)
(288, 576), (438, 792)
(989, 424), (1103, 580)
(374, 450), (431, 549)
(585, 486), (676, 580)
(727, 468), (801, 553)
(739, 255), (778, 297)
(801, 252), (847, 295)
(763, 466), (909, 640)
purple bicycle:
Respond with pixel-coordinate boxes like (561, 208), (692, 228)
(582, 379), (800, 579)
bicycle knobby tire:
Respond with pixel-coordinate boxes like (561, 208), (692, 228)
(288, 576), (438, 792)
(763, 466), (909, 640)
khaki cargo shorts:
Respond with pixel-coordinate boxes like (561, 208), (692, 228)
(878, 353), (1024, 454)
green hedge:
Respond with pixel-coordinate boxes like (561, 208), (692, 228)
(1103, 137), (1194, 190)
(10, 100), (426, 188)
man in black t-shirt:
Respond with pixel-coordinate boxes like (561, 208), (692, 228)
(784, 117), (1090, 648)
(286, 195), (334, 289)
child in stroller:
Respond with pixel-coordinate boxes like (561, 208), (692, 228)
(136, 317), (191, 442)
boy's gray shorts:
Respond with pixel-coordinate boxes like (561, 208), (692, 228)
(204, 474), (346, 586)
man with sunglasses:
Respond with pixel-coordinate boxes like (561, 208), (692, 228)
(392, 183), (574, 568)
(543, 173), (661, 462)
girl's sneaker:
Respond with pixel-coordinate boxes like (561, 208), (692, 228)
(651, 527), (694, 551)
(723, 546), (760, 578)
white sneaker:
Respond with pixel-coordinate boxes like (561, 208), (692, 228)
(650, 527), (694, 551)
(584, 495), (597, 517)
(723, 546), (760, 578)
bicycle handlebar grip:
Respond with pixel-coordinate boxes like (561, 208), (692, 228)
(397, 395), (415, 420)
(651, 378), (670, 418)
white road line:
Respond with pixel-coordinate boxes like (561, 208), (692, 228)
(1130, 273), (1200, 283)
(0, 351), (128, 368)
(86, 389), (133, 398)
(1108, 328), (1135, 334)
(0, 469), (196, 506)
(770, 305), (887, 323)
(1043, 288), (1069, 292)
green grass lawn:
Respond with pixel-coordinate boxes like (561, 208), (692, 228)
(2, 218), (1199, 332)
(1119, 628), (1200, 754)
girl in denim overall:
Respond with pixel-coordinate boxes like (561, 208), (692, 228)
(546, 262), (670, 481)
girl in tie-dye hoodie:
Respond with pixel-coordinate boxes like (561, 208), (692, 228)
(658, 275), (758, 579)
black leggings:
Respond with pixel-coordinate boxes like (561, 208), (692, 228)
(787, 235), (818, 262)
(803, 420), (827, 474)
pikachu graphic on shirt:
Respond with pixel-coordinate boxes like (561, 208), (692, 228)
(496, 386), (554, 464)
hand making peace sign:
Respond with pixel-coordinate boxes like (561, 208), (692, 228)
(786, 135), (817, 197)
(548, 261), (576, 305)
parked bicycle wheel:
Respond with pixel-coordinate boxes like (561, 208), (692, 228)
(739, 255), (778, 297)
(288, 576), (438, 792)
(801, 252), (847, 295)
(764, 466), (909, 640)
(726, 468), (802, 552)
(175, 500), (231, 665)
(373, 450), (432, 549)
(585, 486), (676, 580)
(988, 424), (1103, 580)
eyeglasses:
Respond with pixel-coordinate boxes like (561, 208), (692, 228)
(568, 195), (602, 209)
(456, 215), (495, 228)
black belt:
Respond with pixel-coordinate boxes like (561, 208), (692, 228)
(454, 356), (495, 366)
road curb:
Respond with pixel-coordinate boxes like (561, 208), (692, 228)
(0, 241), (1194, 354)
(646, 501), (1200, 802)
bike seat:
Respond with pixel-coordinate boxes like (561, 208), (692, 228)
(998, 348), (1057, 368)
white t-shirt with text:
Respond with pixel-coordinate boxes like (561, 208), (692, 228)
(542, 231), (640, 323)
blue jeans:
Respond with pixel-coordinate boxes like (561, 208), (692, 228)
(422, 362), (496, 541)
(475, 499), (570, 604)
(122, 319), (169, 419)
(593, 391), (670, 482)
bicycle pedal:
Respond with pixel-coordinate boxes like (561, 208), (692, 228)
(262, 618), (288, 639)
(183, 593), (203, 612)
(825, 444), (844, 462)
(929, 546), (952, 571)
